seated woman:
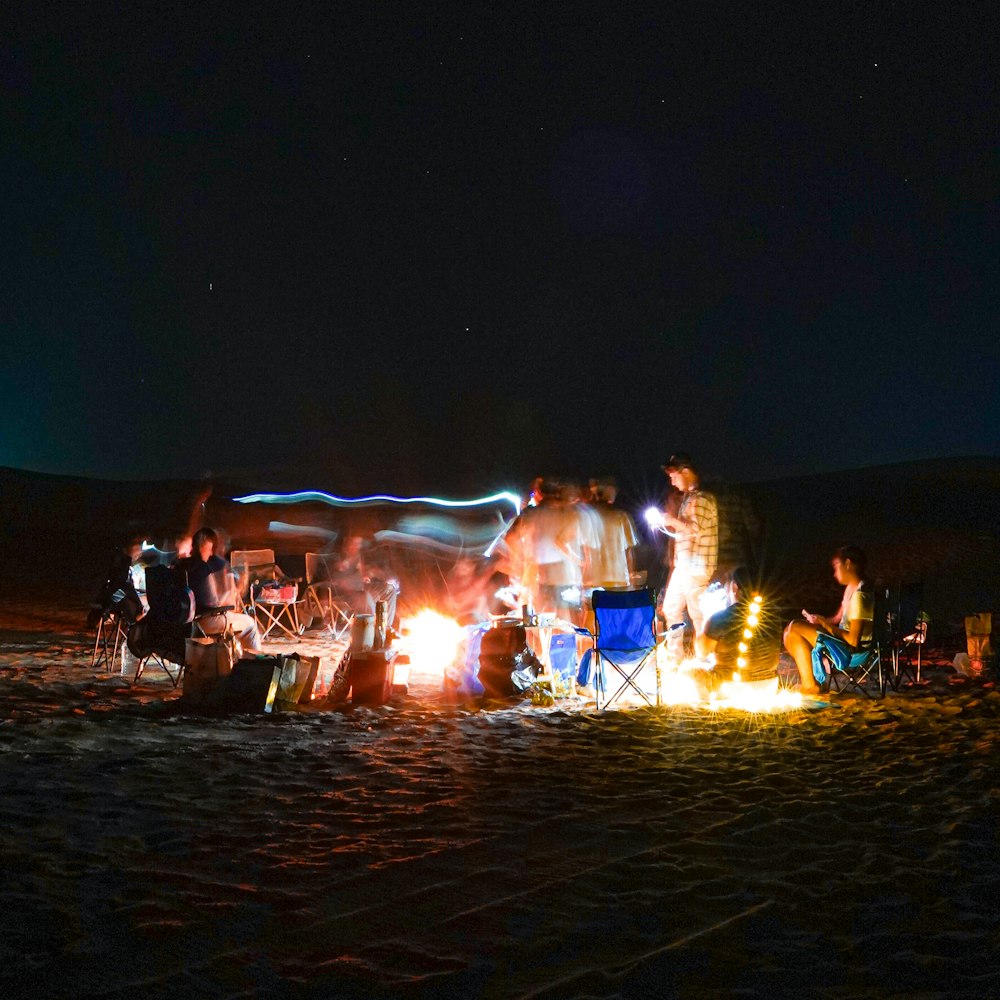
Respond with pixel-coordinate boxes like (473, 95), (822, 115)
(783, 546), (874, 695)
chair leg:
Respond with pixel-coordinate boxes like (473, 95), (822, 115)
(91, 617), (105, 668)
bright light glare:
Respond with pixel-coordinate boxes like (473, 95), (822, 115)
(644, 506), (665, 527)
(711, 679), (804, 713)
(700, 583), (729, 621)
(400, 609), (465, 677)
(655, 658), (804, 713)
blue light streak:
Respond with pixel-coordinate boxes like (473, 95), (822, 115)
(233, 489), (522, 516)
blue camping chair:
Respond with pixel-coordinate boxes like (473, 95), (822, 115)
(591, 588), (661, 709)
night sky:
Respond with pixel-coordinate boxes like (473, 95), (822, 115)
(4, 4), (998, 494)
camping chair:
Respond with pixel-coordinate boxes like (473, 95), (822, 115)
(231, 549), (280, 609)
(823, 638), (884, 697)
(818, 591), (887, 697)
(231, 548), (303, 641)
(130, 564), (194, 687)
(304, 552), (354, 639)
(591, 588), (661, 709)
(886, 582), (926, 688)
(89, 553), (145, 672)
(91, 609), (127, 673)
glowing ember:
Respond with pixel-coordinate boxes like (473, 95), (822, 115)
(401, 609), (465, 676)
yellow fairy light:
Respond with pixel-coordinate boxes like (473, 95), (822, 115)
(743, 628), (753, 639)
(752, 594), (763, 604)
(738, 642), (748, 652)
(747, 614), (759, 626)
(737, 656), (747, 668)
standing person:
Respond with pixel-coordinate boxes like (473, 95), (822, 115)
(502, 478), (555, 614)
(585, 478), (639, 591)
(655, 453), (718, 661)
(177, 527), (261, 651)
(783, 546), (874, 695)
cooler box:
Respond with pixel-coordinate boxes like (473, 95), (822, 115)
(351, 649), (397, 705)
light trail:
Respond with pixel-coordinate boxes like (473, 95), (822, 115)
(232, 489), (521, 516)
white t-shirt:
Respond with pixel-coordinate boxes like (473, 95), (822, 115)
(838, 583), (874, 643)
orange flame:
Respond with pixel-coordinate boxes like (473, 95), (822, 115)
(401, 608), (465, 676)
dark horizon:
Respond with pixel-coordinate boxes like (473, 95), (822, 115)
(5, 5), (998, 486)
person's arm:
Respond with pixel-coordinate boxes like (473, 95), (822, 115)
(664, 494), (715, 538)
(803, 609), (839, 632)
(804, 587), (847, 632)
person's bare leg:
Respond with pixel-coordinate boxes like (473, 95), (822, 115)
(784, 620), (822, 694)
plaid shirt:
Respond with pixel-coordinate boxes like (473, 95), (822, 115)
(673, 488), (718, 577)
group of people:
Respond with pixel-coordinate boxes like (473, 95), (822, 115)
(96, 455), (875, 695)
(98, 521), (406, 656)
(501, 452), (875, 695)
(500, 476), (640, 626)
(651, 453), (874, 693)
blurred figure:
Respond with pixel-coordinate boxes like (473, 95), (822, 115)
(88, 535), (147, 629)
(713, 485), (763, 580)
(504, 478), (595, 620)
(444, 556), (496, 625)
(167, 533), (193, 564)
(327, 534), (399, 627)
(656, 454), (718, 661)
(584, 478), (639, 591)
(176, 527), (261, 650)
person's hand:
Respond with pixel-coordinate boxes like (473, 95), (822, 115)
(802, 609), (817, 624)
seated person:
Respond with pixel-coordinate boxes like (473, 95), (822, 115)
(88, 536), (147, 628)
(327, 535), (399, 627)
(169, 533), (193, 562)
(326, 535), (367, 598)
(359, 546), (399, 630)
(783, 545), (874, 695)
(176, 527), (261, 651)
(696, 566), (779, 695)
(445, 556), (495, 626)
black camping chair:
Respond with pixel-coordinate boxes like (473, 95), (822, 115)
(823, 590), (887, 698)
(90, 552), (145, 672)
(886, 582), (927, 688)
(129, 564), (194, 686)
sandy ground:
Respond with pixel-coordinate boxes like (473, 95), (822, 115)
(1, 620), (999, 1000)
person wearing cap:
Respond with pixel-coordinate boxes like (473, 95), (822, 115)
(657, 453), (719, 661)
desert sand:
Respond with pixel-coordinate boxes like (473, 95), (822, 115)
(1, 621), (998, 999)
(2, 459), (999, 997)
